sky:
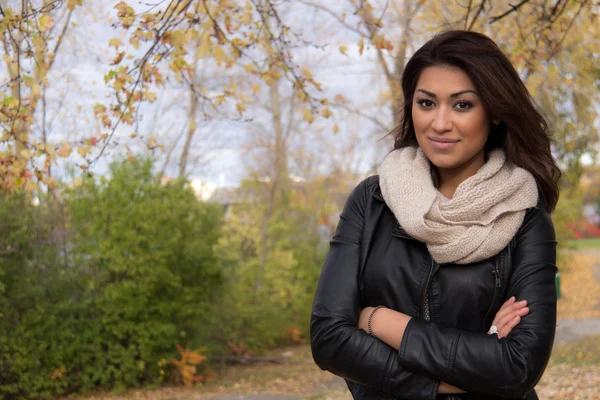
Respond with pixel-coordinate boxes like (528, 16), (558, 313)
(5, 1), (595, 190)
(25, 0), (393, 189)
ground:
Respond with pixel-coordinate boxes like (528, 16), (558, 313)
(71, 249), (600, 400)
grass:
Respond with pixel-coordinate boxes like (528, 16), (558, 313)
(564, 238), (600, 250)
(550, 335), (600, 366)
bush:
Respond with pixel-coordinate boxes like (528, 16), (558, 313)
(0, 159), (224, 398)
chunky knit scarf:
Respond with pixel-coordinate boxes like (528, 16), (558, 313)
(379, 146), (538, 264)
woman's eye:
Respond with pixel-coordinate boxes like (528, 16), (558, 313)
(455, 101), (472, 110)
(417, 99), (435, 108)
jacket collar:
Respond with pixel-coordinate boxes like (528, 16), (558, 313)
(372, 188), (418, 241)
(372, 186), (384, 202)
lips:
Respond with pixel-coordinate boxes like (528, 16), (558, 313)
(429, 137), (459, 150)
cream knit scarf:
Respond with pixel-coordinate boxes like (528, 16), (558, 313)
(379, 146), (538, 264)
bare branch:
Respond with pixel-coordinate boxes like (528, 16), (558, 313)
(546, 1), (586, 62)
(467, 0), (486, 31)
(463, 0), (474, 30)
(489, 0), (530, 24)
(295, 0), (366, 36)
(48, 7), (74, 71)
(331, 102), (390, 133)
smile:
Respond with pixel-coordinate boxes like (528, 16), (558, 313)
(429, 138), (459, 150)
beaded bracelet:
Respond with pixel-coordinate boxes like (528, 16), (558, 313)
(367, 305), (385, 337)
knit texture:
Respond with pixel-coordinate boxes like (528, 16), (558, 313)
(379, 146), (539, 264)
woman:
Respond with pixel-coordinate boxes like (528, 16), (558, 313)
(310, 30), (560, 400)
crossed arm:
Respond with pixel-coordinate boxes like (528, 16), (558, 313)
(358, 296), (531, 394)
(310, 179), (557, 399)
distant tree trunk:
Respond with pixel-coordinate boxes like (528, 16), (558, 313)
(256, 80), (288, 293)
(178, 43), (202, 179)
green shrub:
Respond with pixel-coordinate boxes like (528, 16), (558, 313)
(0, 159), (223, 398)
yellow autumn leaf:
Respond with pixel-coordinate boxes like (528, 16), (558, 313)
(358, 38), (365, 56)
(212, 45), (226, 64)
(20, 149), (32, 160)
(245, 63), (257, 73)
(236, 102), (246, 115)
(111, 51), (125, 65)
(67, 0), (83, 10)
(78, 146), (91, 158)
(22, 75), (34, 87)
(333, 124), (340, 134)
(321, 108), (333, 118)
(129, 37), (141, 50)
(143, 91), (157, 103)
(339, 45), (348, 56)
(109, 38), (124, 49)
(38, 15), (55, 32)
(240, 11), (253, 25)
(57, 142), (72, 158)
(302, 67), (313, 79)
(303, 108), (315, 123)
(198, 32), (211, 58)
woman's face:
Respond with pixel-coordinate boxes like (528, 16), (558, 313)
(412, 65), (491, 180)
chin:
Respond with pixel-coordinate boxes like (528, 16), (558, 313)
(421, 150), (462, 170)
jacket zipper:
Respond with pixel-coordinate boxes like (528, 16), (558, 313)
(482, 255), (502, 330)
(421, 260), (435, 321)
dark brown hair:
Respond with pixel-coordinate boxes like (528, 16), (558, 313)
(393, 30), (560, 212)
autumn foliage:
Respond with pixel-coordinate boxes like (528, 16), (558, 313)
(0, 0), (598, 399)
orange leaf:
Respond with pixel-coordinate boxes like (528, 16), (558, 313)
(57, 142), (72, 158)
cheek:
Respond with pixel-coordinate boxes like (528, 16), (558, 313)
(411, 107), (427, 134)
(458, 113), (489, 141)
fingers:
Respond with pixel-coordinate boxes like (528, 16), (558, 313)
(498, 296), (516, 312)
(494, 298), (527, 324)
(496, 308), (529, 338)
(490, 297), (529, 338)
(501, 315), (522, 338)
(497, 302), (528, 326)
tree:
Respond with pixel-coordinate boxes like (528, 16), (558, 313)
(0, 0), (84, 191)
(296, 0), (599, 181)
(94, 0), (326, 174)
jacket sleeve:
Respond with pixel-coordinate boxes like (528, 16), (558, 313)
(396, 206), (557, 398)
(310, 177), (440, 400)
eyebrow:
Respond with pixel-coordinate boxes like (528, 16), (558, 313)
(416, 89), (478, 98)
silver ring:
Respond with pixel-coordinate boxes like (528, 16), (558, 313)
(488, 325), (498, 335)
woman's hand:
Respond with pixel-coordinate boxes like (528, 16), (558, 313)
(439, 381), (466, 394)
(489, 296), (529, 338)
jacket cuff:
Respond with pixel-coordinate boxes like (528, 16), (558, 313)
(398, 318), (462, 384)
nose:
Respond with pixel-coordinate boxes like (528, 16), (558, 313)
(431, 107), (453, 133)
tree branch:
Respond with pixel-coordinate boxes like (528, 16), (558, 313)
(467, 0), (486, 31)
(489, 0), (531, 24)
(48, 7), (74, 70)
(331, 102), (390, 133)
(295, 0), (366, 36)
(355, 0), (394, 87)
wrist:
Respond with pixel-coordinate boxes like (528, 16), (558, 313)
(371, 308), (411, 350)
(367, 305), (385, 336)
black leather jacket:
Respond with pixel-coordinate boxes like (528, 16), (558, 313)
(310, 176), (557, 400)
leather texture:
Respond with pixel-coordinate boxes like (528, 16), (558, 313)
(310, 176), (556, 400)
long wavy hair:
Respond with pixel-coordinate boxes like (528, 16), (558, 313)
(392, 30), (560, 212)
